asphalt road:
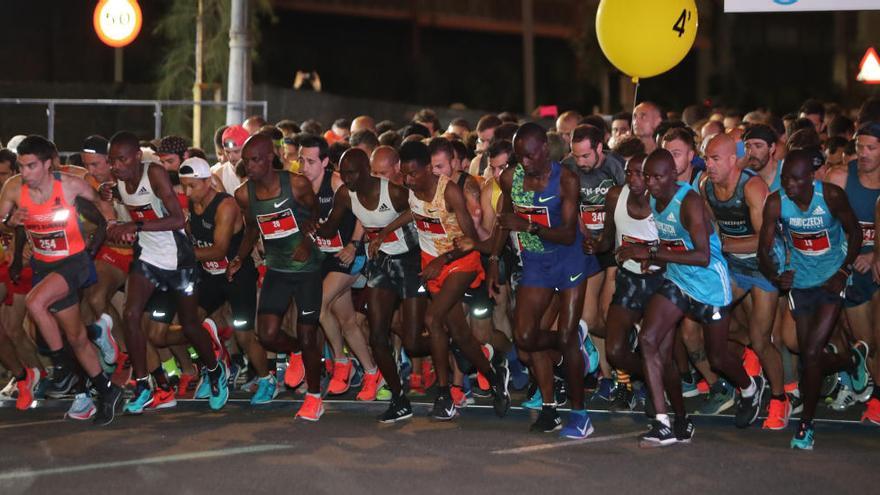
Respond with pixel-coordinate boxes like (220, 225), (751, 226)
(0, 391), (877, 495)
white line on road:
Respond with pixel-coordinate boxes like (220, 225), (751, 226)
(491, 430), (643, 455)
(0, 419), (67, 430)
(0, 444), (293, 481)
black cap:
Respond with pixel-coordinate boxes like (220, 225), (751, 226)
(82, 135), (109, 155)
(855, 121), (880, 140)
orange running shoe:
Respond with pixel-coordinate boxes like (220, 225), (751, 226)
(284, 353), (305, 389)
(356, 371), (383, 401)
(451, 385), (468, 409)
(421, 360), (436, 390)
(176, 372), (197, 398)
(697, 379), (710, 394)
(147, 387), (178, 410)
(743, 347), (762, 377)
(409, 373), (425, 395)
(476, 344), (494, 392)
(862, 398), (880, 426)
(762, 396), (791, 430)
(295, 394), (325, 421)
(15, 367), (38, 411)
(327, 360), (354, 395)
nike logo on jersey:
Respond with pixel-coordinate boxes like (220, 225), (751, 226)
(301, 310), (315, 316)
(812, 205), (826, 215)
(538, 195), (555, 203)
(274, 198), (289, 208)
(569, 272), (583, 282)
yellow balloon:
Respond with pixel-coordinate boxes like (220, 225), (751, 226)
(596, 0), (698, 80)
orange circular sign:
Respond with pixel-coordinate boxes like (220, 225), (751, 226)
(94, 0), (142, 48)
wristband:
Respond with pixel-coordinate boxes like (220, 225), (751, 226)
(488, 254), (500, 263)
(135, 221), (144, 232)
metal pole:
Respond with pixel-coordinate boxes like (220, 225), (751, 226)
(114, 48), (124, 83)
(226, 0), (251, 125)
(47, 102), (55, 142)
(193, 0), (204, 147)
(154, 102), (163, 139)
(521, 0), (535, 114)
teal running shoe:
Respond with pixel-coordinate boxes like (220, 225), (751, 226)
(123, 386), (153, 415)
(850, 341), (870, 394)
(522, 388), (542, 410)
(194, 369), (211, 399)
(578, 321), (600, 375)
(250, 375), (278, 405)
(208, 362), (229, 411)
(696, 379), (734, 415)
(790, 422), (814, 450)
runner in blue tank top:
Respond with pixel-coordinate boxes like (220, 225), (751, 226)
(702, 133), (786, 429)
(618, 149), (759, 447)
(487, 123), (597, 439)
(758, 150), (862, 450)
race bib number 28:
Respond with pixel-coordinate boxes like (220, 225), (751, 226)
(257, 209), (298, 239)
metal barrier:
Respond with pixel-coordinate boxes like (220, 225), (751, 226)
(0, 98), (269, 142)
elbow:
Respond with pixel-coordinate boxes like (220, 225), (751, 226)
(696, 252), (710, 267)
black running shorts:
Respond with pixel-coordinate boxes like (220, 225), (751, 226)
(258, 269), (323, 325)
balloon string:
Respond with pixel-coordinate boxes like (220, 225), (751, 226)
(633, 80), (640, 109)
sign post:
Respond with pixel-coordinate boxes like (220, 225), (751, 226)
(94, 0), (143, 83)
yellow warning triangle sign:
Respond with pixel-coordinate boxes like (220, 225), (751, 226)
(857, 47), (880, 84)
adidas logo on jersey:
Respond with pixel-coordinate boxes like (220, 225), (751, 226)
(378, 203), (390, 212)
(812, 205), (826, 215)
(666, 212), (676, 222)
(136, 186), (150, 195)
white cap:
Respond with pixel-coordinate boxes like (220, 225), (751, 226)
(140, 147), (161, 165)
(179, 157), (212, 179)
(5, 135), (26, 154)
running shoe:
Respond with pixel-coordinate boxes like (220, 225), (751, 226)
(674, 415), (695, 443)
(790, 422), (814, 450)
(398, 350), (412, 388)
(356, 371), (383, 401)
(194, 368), (212, 399)
(250, 375), (278, 405)
(490, 360), (511, 417)
(432, 391), (457, 421)
(0, 375), (15, 399)
(829, 381), (856, 411)
(507, 346), (529, 391)
(208, 361), (230, 411)
(476, 344), (493, 392)
(378, 393), (413, 423)
(146, 387), (177, 411)
(592, 377), (614, 402)
(696, 379), (710, 394)
(855, 377), (874, 404)
(554, 376), (568, 407)
(284, 352), (305, 390)
(202, 318), (224, 362)
(762, 396), (791, 430)
(327, 359), (355, 395)
(522, 388), (543, 410)
(861, 398), (880, 426)
(93, 384), (123, 426)
(821, 372), (840, 401)
(640, 419), (676, 448)
(376, 385), (392, 401)
(696, 379), (734, 415)
(681, 371), (700, 398)
(461, 376), (475, 405)
(227, 362), (243, 388)
(90, 313), (118, 374)
(408, 373), (425, 395)
(451, 385), (468, 409)
(735, 375), (765, 428)
(743, 347), (762, 377)
(349, 359), (364, 389)
(15, 367), (38, 411)
(421, 360), (436, 390)
(177, 372), (197, 398)
(788, 389), (804, 415)
(530, 406), (562, 432)
(609, 383), (634, 412)
(296, 394), (325, 421)
(240, 374), (260, 393)
(46, 365), (79, 399)
(65, 392), (96, 420)
(111, 352), (132, 388)
(560, 411), (594, 439)
(579, 320), (600, 375)
(124, 386), (154, 414)
(850, 341), (870, 395)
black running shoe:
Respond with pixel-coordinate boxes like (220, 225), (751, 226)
(639, 419), (676, 448)
(609, 384), (631, 412)
(554, 377), (568, 407)
(93, 384), (122, 426)
(378, 394), (413, 423)
(530, 406), (562, 433)
(47, 366), (80, 399)
(490, 361), (511, 417)
(432, 392), (457, 421)
(674, 415), (695, 443)
(735, 375), (765, 428)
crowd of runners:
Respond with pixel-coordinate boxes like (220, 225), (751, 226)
(0, 97), (878, 451)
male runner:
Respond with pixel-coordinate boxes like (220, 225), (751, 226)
(106, 131), (228, 413)
(0, 135), (122, 425)
(758, 149), (862, 449)
(228, 133), (325, 420)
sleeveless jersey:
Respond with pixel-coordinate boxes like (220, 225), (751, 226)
(844, 161), (879, 254)
(315, 169), (356, 254)
(651, 182), (732, 307)
(117, 164), (193, 270)
(247, 170), (321, 272)
(409, 175), (463, 257)
(189, 192), (243, 276)
(20, 173), (87, 263)
(571, 155), (624, 234)
(349, 178), (418, 257)
(780, 181), (848, 289)
(614, 185), (660, 274)
(510, 162), (582, 257)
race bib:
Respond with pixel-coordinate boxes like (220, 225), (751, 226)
(30, 230), (69, 257)
(257, 209), (298, 239)
(202, 258), (229, 275)
(790, 229), (830, 256)
(365, 227), (399, 244)
(860, 221), (875, 247)
(415, 216), (447, 236)
(127, 204), (160, 221)
(316, 232), (344, 253)
(620, 234), (654, 247)
(660, 238), (687, 252)
(580, 204), (605, 231)
(514, 205), (550, 227)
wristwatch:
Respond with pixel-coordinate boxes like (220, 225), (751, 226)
(648, 244), (659, 260)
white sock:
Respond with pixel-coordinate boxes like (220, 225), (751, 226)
(655, 413), (670, 427)
(741, 376), (757, 398)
